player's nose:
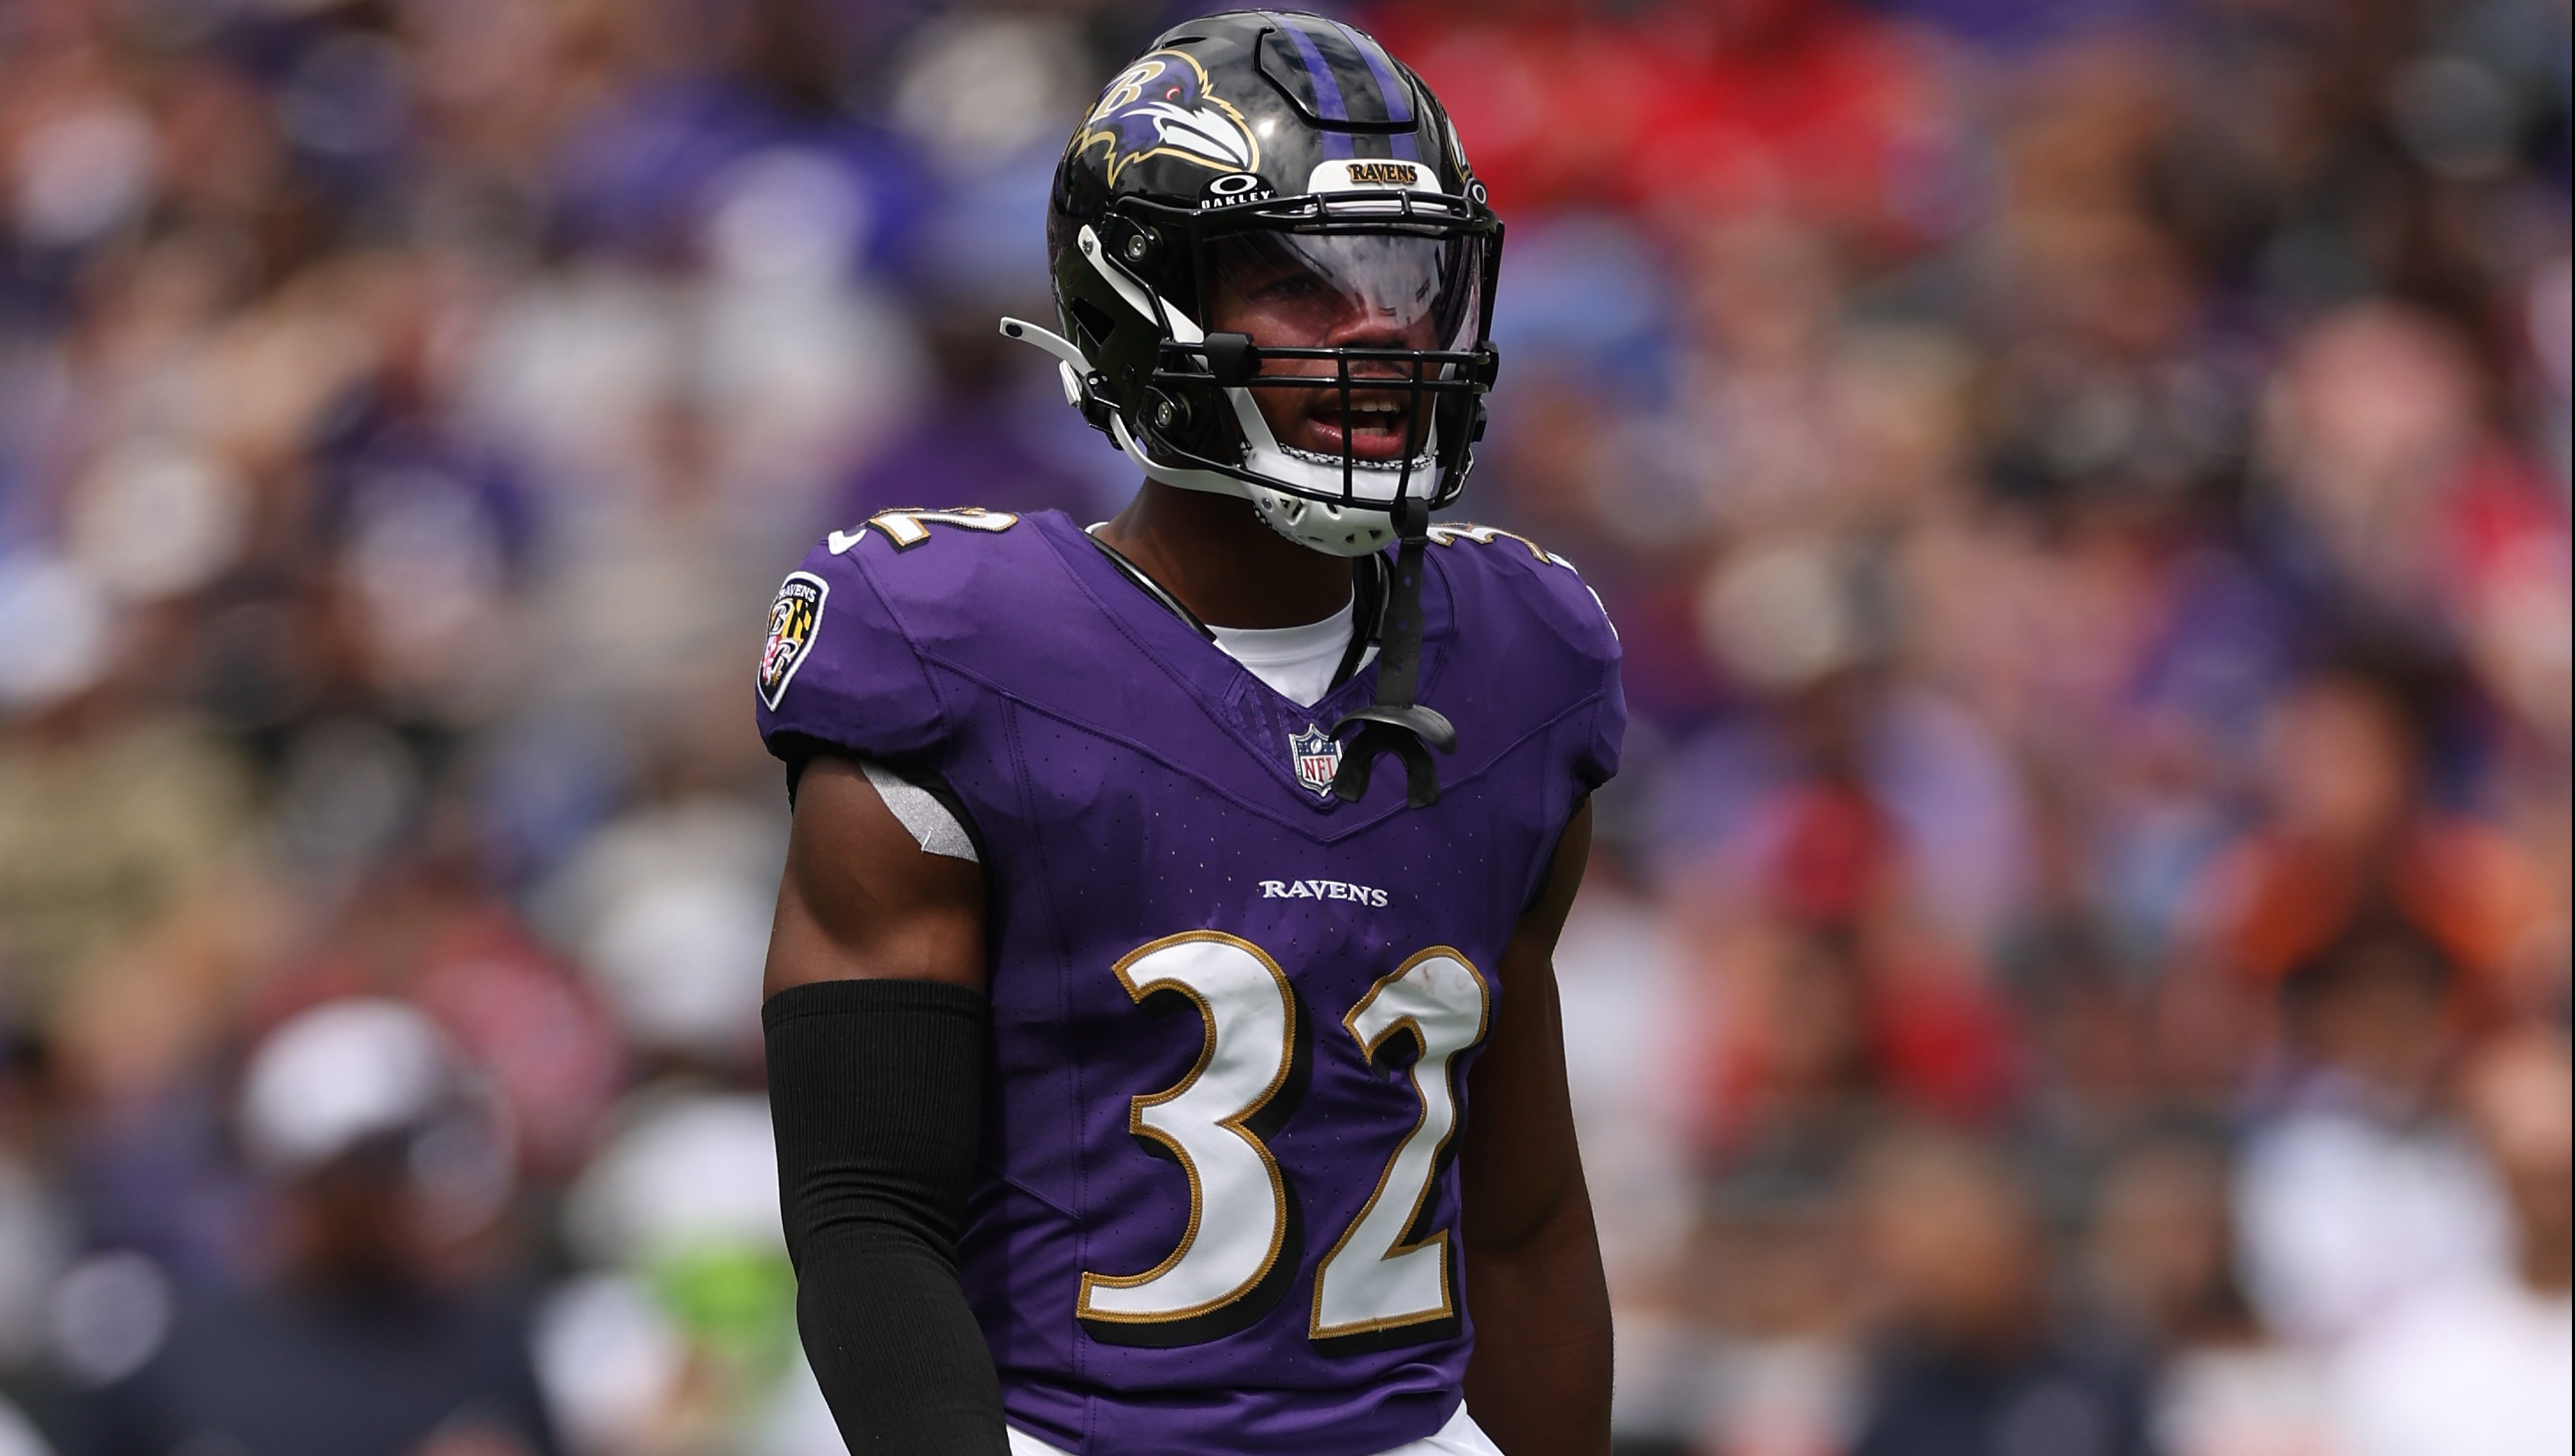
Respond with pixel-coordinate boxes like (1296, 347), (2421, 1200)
(1319, 307), (1432, 370)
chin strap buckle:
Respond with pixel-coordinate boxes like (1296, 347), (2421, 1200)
(1329, 498), (1456, 809)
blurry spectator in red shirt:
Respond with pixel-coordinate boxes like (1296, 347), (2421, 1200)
(1699, 683), (2021, 1165)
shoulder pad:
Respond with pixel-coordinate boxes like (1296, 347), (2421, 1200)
(1423, 522), (1620, 665)
(824, 507), (1025, 557)
(755, 507), (1042, 766)
(817, 506), (1065, 628)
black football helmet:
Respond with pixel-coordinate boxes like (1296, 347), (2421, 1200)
(1004, 10), (1499, 807)
(1004, 9), (1501, 559)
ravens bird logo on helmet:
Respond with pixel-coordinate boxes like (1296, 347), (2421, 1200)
(1078, 51), (1261, 183)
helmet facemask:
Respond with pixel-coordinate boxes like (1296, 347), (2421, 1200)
(1041, 186), (1501, 557)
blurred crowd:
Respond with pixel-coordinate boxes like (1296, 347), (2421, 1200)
(0, 1), (2565, 1454)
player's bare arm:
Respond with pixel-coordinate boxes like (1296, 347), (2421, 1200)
(762, 757), (1006, 1455)
(764, 755), (986, 997)
(1460, 801), (1614, 1455)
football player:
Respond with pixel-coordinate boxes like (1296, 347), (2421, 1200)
(757, 13), (1622, 1455)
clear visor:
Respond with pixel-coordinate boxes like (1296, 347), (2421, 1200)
(1203, 230), (1484, 356)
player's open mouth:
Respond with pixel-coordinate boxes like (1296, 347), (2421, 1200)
(1293, 393), (1420, 462)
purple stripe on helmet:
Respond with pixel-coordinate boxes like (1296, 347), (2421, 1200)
(1270, 12), (1353, 159)
(1330, 19), (1419, 161)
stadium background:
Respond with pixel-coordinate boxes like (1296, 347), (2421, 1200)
(0, 0), (2567, 1453)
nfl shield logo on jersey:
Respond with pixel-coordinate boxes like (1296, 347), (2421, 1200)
(1289, 724), (1343, 798)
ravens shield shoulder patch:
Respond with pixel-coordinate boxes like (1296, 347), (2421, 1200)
(758, 571), (827, 710)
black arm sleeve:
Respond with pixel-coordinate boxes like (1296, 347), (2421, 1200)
(763, 979), (1008, 1455)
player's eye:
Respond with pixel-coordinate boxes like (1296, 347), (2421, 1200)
(1251, 274), (1323, 303)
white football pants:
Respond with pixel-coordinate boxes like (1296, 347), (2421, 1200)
(1006, 1401), (1504, 1456)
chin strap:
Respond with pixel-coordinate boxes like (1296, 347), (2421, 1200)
(1330, 498), (1456, 808)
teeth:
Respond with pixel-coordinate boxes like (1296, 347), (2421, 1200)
(1281, 444), (1434, 471)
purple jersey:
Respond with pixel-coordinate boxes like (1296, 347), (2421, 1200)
(756, 509), (1622, 1456)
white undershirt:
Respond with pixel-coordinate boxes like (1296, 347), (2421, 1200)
(1209, 596), (1371, 708)
(1082, 522), (1373, 706)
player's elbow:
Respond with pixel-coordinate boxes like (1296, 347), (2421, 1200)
(1464, 1164), (1596, 1264)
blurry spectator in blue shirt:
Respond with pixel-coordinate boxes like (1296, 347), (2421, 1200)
(1850, 1130), (2156, 1456)
(68, 1001), (557, 1456)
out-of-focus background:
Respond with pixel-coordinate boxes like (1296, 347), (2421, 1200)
(0, 0), (2565, 1453)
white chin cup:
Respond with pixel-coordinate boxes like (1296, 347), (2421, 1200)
(1251, 488), (1400, 555)
(1108, 410), (1438, 557)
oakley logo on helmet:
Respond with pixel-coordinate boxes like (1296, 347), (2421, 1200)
(1201, 172), (1277, 210)
(1078, 51), (1260, 183)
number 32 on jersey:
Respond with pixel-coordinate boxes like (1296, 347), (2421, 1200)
(1076, 932), (1489, 1352)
